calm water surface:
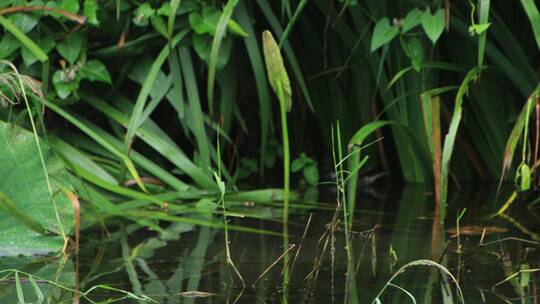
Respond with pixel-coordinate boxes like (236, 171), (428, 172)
(0, 184), (538, 303)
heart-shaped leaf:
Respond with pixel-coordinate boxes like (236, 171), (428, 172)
(421, 8), (445, 44)
(405, 37), (424, 72)
(192, 33), (232, 70)
(53, 70), (79, 99)
(469, 23), (491, 35)
(371, 17), (399, 52)
(83, 0), (99, 25)
(402, 8), (423, 33)
(56, 32), (84, 64)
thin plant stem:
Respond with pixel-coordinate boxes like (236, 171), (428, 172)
(277, 84), (290, 224)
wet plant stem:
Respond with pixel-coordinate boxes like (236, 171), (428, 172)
(277, 84), (290, 224)
(277, 84), (290, 301)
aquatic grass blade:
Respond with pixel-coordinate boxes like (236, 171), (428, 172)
(440, 68), (480, 216)
(478, 0), (490, 69)
(123, 29), (189, 153)
(279, 0), (309, 48)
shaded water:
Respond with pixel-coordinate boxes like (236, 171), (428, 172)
(1, 185), (539, 303)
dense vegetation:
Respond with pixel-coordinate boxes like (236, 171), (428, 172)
(0, 0), (539, 249)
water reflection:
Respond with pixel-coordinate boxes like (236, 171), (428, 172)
(0, 185), (538, 303)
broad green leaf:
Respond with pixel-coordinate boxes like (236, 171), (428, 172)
(371, 17), (399, 52)
(189, 8), (220, 35)
(402, 8), (423, 33)
(469, 23), (491, 35)
(21, 30), (55, 67)
(0, 257), (75, 301)
(303, 163), (319, 185)
(421, 8), (445, 44)
(83, 0), (99, 25)
(151, 15), (168, 37)
(60, 0), (79, 13)
(11, 13), (38, 33)
(0, 121), (73, 256)
(405, 37), (424, 72)
(80, 59), (112, 83)
(0, 15), (47, 62)
(262, 30), (292, 112)
(158, 2), (170, 16)
(133, 3), (155, 26)
(291, 157), (305, 172)
(56, 32), (84, 64)
(192, 33), (233, 69)
(52, 70), (79, 99)
(0, 193), (47, 234)
(0, 33), (20, 60)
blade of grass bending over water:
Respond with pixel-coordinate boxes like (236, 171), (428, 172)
(80, 92), (216, 190)
(372, 259), (464, 304)
(40, 97), (147, 198)
(440, 68), (480, 220)
(347, 121), (431, 211)
(207, 0), (241, 117)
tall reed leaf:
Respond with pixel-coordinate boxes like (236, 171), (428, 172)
(123, 30), (189, 156)
(498, 86), (539, 191)
(279, 0), (309, 48)
(478, 0), (490, 68)
(236, 2), (273, 174)
(207, 0), (241, 116)
(520, 0), (540, 49)
(440, 68), (479, 216)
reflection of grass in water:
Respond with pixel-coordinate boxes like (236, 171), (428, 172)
(0, 269), (156, 303)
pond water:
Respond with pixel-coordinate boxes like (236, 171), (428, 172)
(0, 184), (538, 303)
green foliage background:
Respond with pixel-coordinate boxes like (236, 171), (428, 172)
(0, 0), (539, 223)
